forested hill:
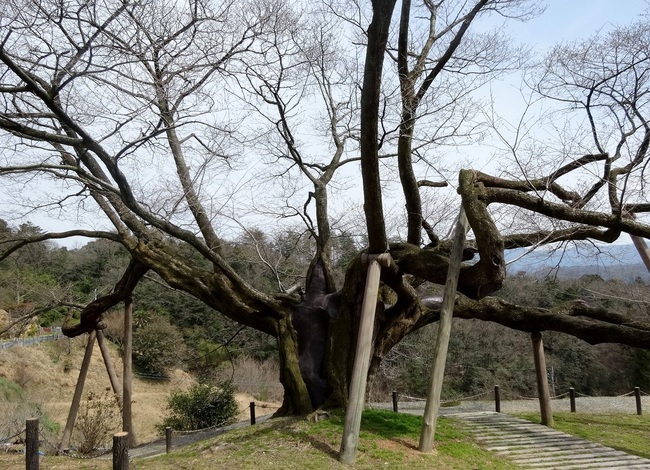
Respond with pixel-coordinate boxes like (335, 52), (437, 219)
(506, 244), (650, 282)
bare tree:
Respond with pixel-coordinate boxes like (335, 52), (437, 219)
(1, 0), (650, 417)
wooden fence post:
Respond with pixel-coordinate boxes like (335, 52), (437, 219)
(339, 253), (392, 465)
(494, 386), (501, 413)
(26, 418), (39, 470)
(418, 207), (468, 453)
(531, 331), (553, 427)
(60, 330), (96, 451)
(113, 432), (129, 470)
(165, 427), (172, 454)
(250, 402), (256, 425)
(635, 387), (642, 415)
(569, 388), (576, 412)
(392, 391), (399, 413)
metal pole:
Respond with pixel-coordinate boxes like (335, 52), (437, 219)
(494, 385), (501, 413)
(570, 387), (576, 413)
(392, 391), (399, 413)
(635, 387), (642, 415)
(250, 402), (256, 425)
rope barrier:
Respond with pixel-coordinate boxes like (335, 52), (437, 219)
(396, 389), (492, 403)
(171, 419), (231, 436)
(512, 394), (538, 401)
(387, 387), (645, 405)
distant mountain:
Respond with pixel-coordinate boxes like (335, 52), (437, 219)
(504, 243), (649, 282)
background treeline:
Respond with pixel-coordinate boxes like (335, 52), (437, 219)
(1, 219), (649, 401)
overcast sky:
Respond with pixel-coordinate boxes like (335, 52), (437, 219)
(11, 0), (650, 248)
(511, 0), (647, 46)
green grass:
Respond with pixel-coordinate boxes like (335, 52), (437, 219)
(135, 409), (515, 470)
(0, 377), (26, 401)
(7, 410), (645, 470)
(0, 409), (514, 470)
(516, 412), (650, 459)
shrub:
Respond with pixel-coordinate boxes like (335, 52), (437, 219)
(132, 316), (186, 375)
(159, 382), (237, 432)
(74, 391), (120, 454)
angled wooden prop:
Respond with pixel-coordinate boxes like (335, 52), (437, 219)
(419, 206), (468, 452)
(339, 253), (392, 464)
(60, 330), (96, 451)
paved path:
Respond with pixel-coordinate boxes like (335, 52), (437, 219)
(99, 414), (274, 460)
(454, 411), (650, 469)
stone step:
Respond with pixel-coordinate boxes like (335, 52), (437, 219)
(512, 449), (627, 463)
(451, 411), (650, 469)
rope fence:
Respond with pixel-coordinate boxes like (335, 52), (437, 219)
(4, 391), (647, 467)
(387, 386), (647, 415)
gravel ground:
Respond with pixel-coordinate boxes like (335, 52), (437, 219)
(370, 395), (650, 415)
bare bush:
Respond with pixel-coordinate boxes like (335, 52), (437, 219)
(74, 391), (120, 454)
(215, 356), (283, 402)
(102, 310), (124, 348)
(13, 358), (36, 389)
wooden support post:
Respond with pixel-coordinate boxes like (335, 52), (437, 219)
(112, 432), (129, 470)
(418, 207), (468, 453)
(635, 387), (642, 415)
(494, 385), (501, 413)
(250, 402), (256, 425)
(60, 331), (96, 451)
(531, 331), (554, 427)
(123, 298), (134, 446)
(26, 418), (39, 470)
(569, 387), (576, 412)
(392, 391), (398, 413)
(97, 329), (123, 408)
(631, 235), (650, 273)
(339, 253), (392, 465)
(165, 427), (172, 454)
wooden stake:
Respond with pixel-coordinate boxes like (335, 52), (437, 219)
(26, 418), (39, 470)
(60, 331), (96, 451)
(112, 431), (129, 470)
(418, 207), (468, 452)
(532, 331), (554, 426)
(123, 298), (134, 446)
(97, 329), (123, 408)
(339, 253), (391, 464)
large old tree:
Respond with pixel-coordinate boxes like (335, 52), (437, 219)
(1, 0), (650, 414)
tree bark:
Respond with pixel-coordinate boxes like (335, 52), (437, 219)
(360, 0), (398, 254)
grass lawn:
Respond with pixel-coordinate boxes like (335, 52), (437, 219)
(0, 410), (514, 470)
(516, 412), (650, 459)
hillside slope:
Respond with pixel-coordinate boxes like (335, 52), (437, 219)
(0, 336), (277, 446)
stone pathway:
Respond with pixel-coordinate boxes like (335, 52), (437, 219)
(454, 411), (650, 469)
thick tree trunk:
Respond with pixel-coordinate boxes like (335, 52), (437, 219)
(275, 315), (313, 415)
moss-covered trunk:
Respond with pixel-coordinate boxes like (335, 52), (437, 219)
(275, 314), (313, 415)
